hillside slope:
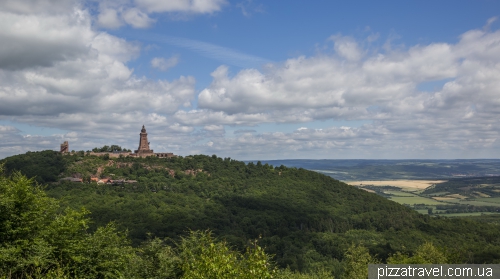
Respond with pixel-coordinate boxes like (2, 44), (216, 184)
(3, 151), (500, 271)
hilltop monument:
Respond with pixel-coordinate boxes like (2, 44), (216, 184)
(135, 125), (154, 156)
(60, 125), (175, 158)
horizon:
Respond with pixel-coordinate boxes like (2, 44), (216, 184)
(4, 149), (500, 162)
(1, 1), (500, 160)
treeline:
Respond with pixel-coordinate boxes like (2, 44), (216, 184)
(0, 150), (65, 184)
(435, 204), (500, 214)
(91, 145), (131, 153)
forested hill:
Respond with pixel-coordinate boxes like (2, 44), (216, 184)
(2, 151), (500, 275)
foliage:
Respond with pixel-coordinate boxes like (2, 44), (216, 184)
(92, 145), (131, 152)
(0, 150), (66, 184)
(178, 230), (277, 279)
(0, 165), (134, 278)
(340, 244), (379, 279)
(387, 242), (448, 264)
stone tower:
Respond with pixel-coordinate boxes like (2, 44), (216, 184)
(60, 141), (69, 153)
(135, 125), (154, 156)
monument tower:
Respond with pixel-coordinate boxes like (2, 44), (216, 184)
(135, 125), (154, 156)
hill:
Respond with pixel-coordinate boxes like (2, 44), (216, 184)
(2, 151), (500, 274)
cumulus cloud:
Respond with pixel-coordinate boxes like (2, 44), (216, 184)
(188, 26), (500, 158)
(198, 29), (500, 120)
(0, 0), (78, 14)
(95, 0), (226, 29)
(330, 34), (363, 61)
(97, 8), (124, 29)
(122, 7), (155, 28)
(151, 56), (179, 71)
(0, 3), (197, 158)
(0, 10), (93, 70)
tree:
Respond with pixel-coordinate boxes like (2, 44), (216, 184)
(387, 242), (447, 264)
(341, 244), (379, 279)
(178, 230), (277, 279)
(0, 165), (134, 278)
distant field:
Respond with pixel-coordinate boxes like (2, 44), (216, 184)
(349, 179), (500, 215)
(475, 197), (500, 203)
(384, 190), (413, 196)
(389, 195), (444, 205)
(347, 180), (446, 191)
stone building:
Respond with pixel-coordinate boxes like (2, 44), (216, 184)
(60, 141), (69, 153)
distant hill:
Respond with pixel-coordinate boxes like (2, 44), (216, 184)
(3, 151), (500, 272)
(249, 159), (500, 180)
(0, 150), (66, 184)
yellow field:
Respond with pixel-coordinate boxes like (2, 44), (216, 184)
(347, 180), (446, 191)
(447, 193), (467, 199)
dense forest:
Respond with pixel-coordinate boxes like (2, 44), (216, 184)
(2, 151), (500, 278)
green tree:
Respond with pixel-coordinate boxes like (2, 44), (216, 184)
(387, 242), (447, 264)
(341, 244), (379, 279)
(178, 231), (277, 279)
(0, 165), (134, 278)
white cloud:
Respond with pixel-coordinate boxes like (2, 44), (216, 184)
(0, 10), (93, 70)
(122, 7), (154, 28)
(198, 29), (500, 123)
(187, 26), (500, 158)
(0, 0), (78, 14)
(330, 34), (363, 61)
(151, 56), (179, 71)
(135, 0), (226, 14)
(95, 0), (227, 29)
(97, 8), (124, 29)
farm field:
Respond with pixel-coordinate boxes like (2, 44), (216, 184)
(389, 195), (444, 205)
(346, 177), (500, 218)
(348, 180), (445, 191)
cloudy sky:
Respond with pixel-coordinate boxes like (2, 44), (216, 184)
(1, 0), (499, 160)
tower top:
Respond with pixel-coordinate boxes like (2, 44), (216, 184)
(141, 125), (146, 133)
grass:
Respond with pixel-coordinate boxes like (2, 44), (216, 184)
(384, 190), (414, 196)
(426, 191), (450, 196)
(389, 195), (444, 205)
(415, 209), (431, 215)
(474, 197), (500, 204)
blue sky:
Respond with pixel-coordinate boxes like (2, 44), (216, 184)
(0, 0), (499, 159)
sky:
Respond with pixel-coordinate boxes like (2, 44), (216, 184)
(1, 0), (500, 160)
